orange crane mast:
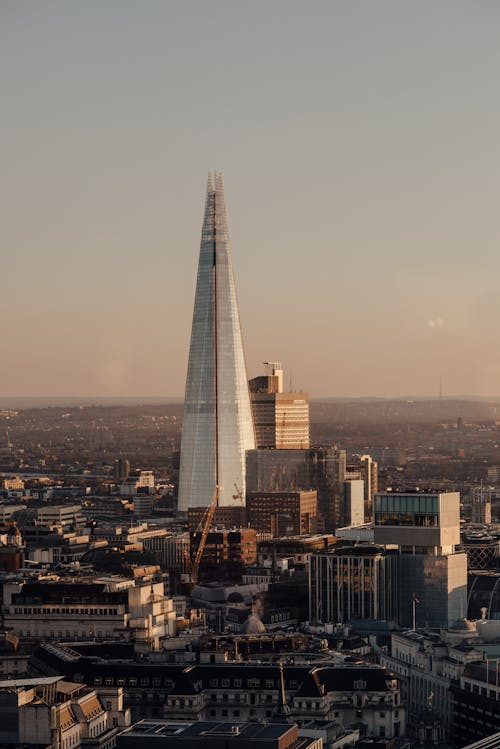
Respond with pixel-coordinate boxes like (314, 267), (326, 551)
(190, 484), (220, 587)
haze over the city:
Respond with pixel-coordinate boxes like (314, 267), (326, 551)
(2, 1), (500, 399)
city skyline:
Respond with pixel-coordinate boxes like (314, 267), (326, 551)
(2, 2), (500, 398)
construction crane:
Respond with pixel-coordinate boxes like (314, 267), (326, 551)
(232, 483), (244, 503)
(189, 485), (220, 587)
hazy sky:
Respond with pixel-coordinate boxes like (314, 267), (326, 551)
(2, 1), (500, 398)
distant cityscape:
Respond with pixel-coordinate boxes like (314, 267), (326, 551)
(1, 176), (500, 749)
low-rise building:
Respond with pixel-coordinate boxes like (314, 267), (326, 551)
(32, 644), (405, 739)
(380, 627), (483, 742)
(36, 504), (86, 528)
(0, 674), (131, 749)
(3, 576), (176, 647)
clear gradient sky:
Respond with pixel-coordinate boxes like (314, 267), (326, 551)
(2, 1), (500, 399)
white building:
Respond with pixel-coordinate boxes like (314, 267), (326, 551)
(3, 577), (176, 648)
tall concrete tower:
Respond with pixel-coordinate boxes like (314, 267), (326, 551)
(178, 173), (255, 510)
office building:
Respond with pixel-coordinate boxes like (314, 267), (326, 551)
(374, 492), (467, 628)
(188, 505), (247, 532)
(461, 532), (500, 571)
(467, 571), (500, 619)
(36, 504), (85, 529)
(190, 527), (257, 571)
(178, 173), (255, 510)
(114, 457), (131, 482)
(249, 362), (309, 450)
(247, 490), (318, 536)
(246, 449), (311, 493)
(470, 486), (492, 525)
(451, 660), (500, 746)
(246, 446), (346, 532)
(340, 479), (365, 528)
(309, 544), (400, 625)
(359, 454), (378, 520)
(3, 578), (176, 647)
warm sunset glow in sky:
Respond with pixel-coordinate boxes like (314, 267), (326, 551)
(2, 1), (500, 398)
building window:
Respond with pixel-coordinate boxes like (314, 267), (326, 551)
(353, 680), (367, 690)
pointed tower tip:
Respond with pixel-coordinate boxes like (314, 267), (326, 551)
(207, 172), (215, 193)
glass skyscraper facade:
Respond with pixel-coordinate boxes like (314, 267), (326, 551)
(178, 173), (255, 510)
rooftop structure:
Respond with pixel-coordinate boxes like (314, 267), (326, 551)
(117, 719), (320, 749)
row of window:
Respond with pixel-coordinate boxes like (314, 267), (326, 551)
(463, 681), (500, 700)
(19, 630), (114, 639)
(12, 607), (120, 616)
(94, 676), (174, 688)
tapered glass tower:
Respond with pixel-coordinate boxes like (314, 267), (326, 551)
(178, 173), (255, 510)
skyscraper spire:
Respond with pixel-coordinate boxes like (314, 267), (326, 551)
(178, 173), (255, 510)
(272, 660), (292, 722)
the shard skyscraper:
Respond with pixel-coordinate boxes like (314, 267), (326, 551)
(178, 173), (255, 510)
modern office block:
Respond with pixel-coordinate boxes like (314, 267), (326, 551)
(374, 491), (467, 628)
(178, 173), (255, 510)
(246, 445), (346, 531)
(309, 544), (400, 625)
(373, 492), (461, 552)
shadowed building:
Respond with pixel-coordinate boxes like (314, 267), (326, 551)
(309, 544), (400, 625)
(178, 174), (255, 510)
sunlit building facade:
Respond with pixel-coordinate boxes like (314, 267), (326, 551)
(178, 173), (255, 510)
(374, 491), (467, 628)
